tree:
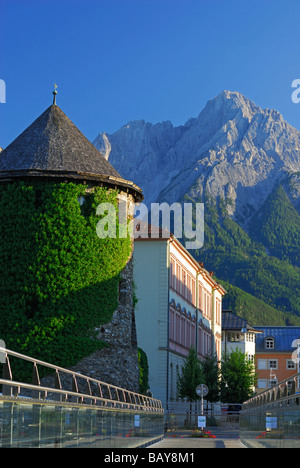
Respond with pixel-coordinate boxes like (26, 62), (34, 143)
(220, 349), (256, 403)
(200, 353), (220, 403)
(177, 347), (204, 401)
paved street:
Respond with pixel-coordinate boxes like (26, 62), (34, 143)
(148, 426), (247, 449)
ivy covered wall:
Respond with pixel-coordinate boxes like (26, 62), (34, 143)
(0, 180), (132, 380)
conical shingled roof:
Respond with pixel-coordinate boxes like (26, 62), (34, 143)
(0, 104), (143, 200)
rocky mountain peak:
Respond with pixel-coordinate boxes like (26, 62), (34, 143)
(93, 91), (300, 225)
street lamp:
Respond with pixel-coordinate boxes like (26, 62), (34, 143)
(221, 374), (229, 388)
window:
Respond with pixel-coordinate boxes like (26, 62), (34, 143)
(258, 359), (268, 370)
(198, 284), (203, 310)
(170, 258), (175, 289)
(216, 300), (221, 325)
(203, 290), (211, 318)
(181, 316), (186, 347)
(269, 360), (278, 370)
(287, 360), (296, 370)
(187, 275), (191, 303)
(182, 270), (186, 298)
(245, 333), (254, 343)
(186, 321), (191, 348)
(169, 309), (175, 341)
(191, 323), (196, 348)
(203, 291), (207, 316)
(176, 264), (181, 294)
(229, 333), (240, 342)
(257, 379), (267, 389)
(269, 380), (278, 388)
(198, 328), (202, 355)
(192, 280), (196, 306)
(175, 313), (181, 343)
(207, 294), (211, 319)
(265, 337), (275, 349)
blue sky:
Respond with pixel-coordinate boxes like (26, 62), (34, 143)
(1, 0), (300, 148)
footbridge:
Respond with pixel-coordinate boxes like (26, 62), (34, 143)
(0, 347), (164, 448)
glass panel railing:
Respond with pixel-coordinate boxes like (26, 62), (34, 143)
(0, 347), (164, 448)
(240, 404), (300, 448)
(240, 373), (300, 448)
(0, 399), (164, 448)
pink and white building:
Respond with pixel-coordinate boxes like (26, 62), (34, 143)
(134, 229), (226, 406)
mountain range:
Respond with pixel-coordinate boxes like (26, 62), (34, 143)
(93, 91), (300, 326)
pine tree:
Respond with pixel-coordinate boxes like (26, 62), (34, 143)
(177, 347), (204, 401)
(200, 353), (220, 403)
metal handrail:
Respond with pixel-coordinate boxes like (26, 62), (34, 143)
(0, 347), (163, 413)
(242, 372), (300, 411)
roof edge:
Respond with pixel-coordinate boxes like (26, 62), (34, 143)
(0, 169), (144, 201)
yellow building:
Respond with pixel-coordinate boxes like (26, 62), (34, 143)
(134, 226), (226, 407)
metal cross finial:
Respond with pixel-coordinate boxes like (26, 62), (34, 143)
(52, 83), (58, 105)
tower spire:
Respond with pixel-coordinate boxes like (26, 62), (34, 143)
(52, 83), (58, 105)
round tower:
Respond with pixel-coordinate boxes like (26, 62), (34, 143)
(0, 98), (143, 391)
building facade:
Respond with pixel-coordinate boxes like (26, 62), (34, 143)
(221, 310), (261, 363)
(221, 311), (261, 394)
(254, 327), (300, 394)
(134, 230), (226, 406)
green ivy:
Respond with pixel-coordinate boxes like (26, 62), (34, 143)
(0, 180), (132, 381)
(138, 347), (149, 395)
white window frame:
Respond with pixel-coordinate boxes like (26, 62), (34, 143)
(265, 337), (275, 349)
(269, 360), (278, 370)
(287, 359), (296, 370)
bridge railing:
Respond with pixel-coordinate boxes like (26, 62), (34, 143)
(240, 372), (300, 448)
(0, 347), (164, 448)
(242, 372), (300, 411)
(0, 346), (163, 413)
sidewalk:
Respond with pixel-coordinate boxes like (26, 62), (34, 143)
(148, 428), (247, 449)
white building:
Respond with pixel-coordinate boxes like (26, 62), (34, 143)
(134, 227), (226, 407)
(221, 310), (260, 363)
